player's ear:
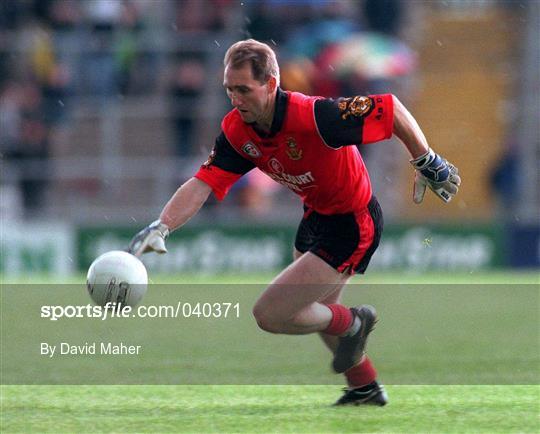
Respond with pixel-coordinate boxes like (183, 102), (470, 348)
(267, 76), (277, 93)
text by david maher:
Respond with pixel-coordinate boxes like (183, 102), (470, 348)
(41, 342), (142, 357)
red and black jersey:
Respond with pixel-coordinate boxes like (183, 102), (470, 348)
(195, 89), (393, 214)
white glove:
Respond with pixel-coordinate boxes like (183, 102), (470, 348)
(127, 220), (169, 257)
(411, 149), (461, 203)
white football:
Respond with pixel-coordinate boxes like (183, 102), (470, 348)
(86, 250), (148, 307)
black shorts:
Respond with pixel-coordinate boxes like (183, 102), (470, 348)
(294, 196), (383, 275)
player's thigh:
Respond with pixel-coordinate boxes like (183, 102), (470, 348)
(319, 283), (346, 305)
(272, 251), (348, 286)
(254, 252), (348, 319)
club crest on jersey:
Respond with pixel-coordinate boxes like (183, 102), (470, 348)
(285, 137), (303, 160)
(268, 157), (284, 174)
(338, 96), (372, 120)
(242, 142), (262, 158)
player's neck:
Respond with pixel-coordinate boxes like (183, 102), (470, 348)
(254, 92), (277, 134)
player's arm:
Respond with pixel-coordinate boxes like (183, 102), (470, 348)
(314, 94), (394, 148)
(127, 178), (211, 257)
(392, 95), (429, 158)
(128, 132), (255, 256)
(160, 177), (212, 230)
(315, 94), (460, 203)
(392, 95), (461, 203)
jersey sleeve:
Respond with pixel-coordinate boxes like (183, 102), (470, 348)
(194, 132), (255, 201)
(314, 93), (394, 147)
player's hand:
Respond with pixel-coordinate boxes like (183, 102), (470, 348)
(410, 149), (461, 203)
(127, 220), (170, 257)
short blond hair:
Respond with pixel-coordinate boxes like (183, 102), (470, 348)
(224, 39), (280, 85)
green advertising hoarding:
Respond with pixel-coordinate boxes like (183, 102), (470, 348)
(77, 225), (293, 274)
(0, 222), (75, 276)
(77, 224), (504, 274)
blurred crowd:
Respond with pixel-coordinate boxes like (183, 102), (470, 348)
(1, 0), (411, 217)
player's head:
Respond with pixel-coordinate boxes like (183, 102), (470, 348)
(223, 39), (280, 125)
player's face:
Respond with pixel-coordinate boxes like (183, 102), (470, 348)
(224, 64), (276, 126)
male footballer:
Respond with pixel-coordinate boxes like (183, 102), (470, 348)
(129, 39), (460, 406)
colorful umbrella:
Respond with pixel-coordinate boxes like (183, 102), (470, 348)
(321, 32), (416, 80)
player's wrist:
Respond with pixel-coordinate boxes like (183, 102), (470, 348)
(150, 220), (170, 238)
(410, 148), (436, 170)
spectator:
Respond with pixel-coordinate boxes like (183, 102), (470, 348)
(0, 82), (23, 156)
(116, 0), (145, 95)
(363, 0), (404, 36)
(41, 63), (70, 126)
(47, 0), (82, 95)
(169, 57), (206, 156)
(82, 0), (123, 97)
(175, 0), (231, 33)
(1, 82), (50, 214)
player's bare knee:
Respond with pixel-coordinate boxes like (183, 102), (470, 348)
(252, 304), (282, 333)
(253, 314), (282, 334)
(252, 304), (273, 333)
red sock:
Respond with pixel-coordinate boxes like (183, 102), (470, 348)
(345, 356), (377, 388)
(323, 304), (353, 336)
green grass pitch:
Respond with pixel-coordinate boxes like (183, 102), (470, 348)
(2, 385), (538, 433)
(1, 271), (539, 433)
